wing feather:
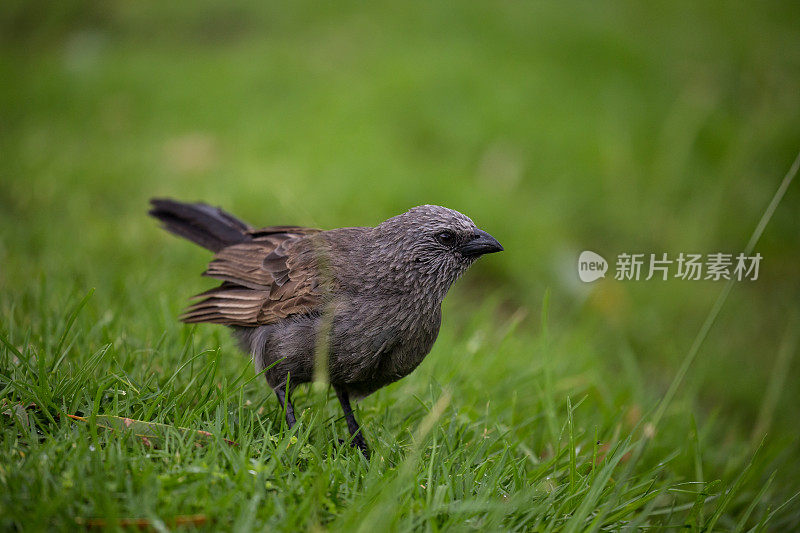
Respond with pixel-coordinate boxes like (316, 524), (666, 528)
(180, 226), (326, 326)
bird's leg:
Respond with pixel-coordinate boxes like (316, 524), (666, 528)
(274, 385), (296, 429)
(333, 385), (369, 457)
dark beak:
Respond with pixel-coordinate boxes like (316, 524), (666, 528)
(459, 229), (504, 257)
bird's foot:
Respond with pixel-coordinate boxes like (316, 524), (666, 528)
(338, 434), (370, 459)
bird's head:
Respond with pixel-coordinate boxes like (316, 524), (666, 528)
(372, 205), (503, 298)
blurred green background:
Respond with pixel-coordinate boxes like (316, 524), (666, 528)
(1, 0), (799, 528)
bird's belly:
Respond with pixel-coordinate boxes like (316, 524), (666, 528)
(338, 326), (438, 399)
(382, 342), (430, 378)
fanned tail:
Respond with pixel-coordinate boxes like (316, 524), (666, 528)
(149, 198), (252, 252)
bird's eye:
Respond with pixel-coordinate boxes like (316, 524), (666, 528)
(435, 231), (456, 246)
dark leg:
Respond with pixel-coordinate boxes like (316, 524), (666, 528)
(334, 385), (369, 457)
(274, 385), (296, 429)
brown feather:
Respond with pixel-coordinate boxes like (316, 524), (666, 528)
(180, 227), (325, 326)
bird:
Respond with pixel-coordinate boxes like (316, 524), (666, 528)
(149, 199), (503, 456)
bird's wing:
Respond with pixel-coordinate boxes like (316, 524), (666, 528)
(180, 226), (327, 326)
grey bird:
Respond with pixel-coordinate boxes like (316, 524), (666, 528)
(149, 199), (503, 456)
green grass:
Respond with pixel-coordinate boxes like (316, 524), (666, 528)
(2, 1), (800, 530)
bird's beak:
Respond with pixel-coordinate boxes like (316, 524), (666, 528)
(459, 229), (504, 257)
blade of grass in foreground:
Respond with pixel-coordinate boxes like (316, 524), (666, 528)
(703, 439), (763, 531)
(52, 288), (95, 371)
(654, 149), (800, 429)
(733, 471), (775, 533)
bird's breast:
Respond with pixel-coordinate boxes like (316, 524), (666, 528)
(327, 294), (441, 387)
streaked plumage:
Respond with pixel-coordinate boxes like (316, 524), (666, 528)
(149, 198), (503, 456)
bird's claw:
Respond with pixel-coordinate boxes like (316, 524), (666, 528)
(338, 435), (370, 459)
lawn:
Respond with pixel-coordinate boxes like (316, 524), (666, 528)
(2, 1), (800, 530)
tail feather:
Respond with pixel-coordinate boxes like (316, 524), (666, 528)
(149, 198), (252, 252)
